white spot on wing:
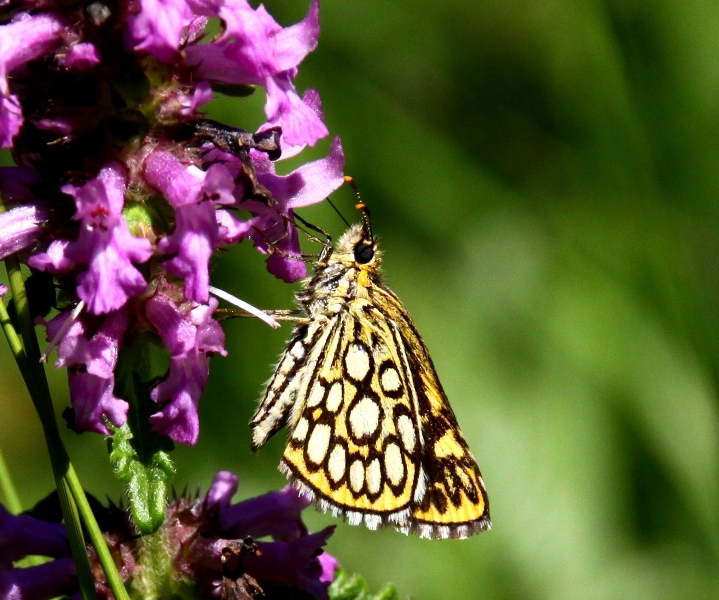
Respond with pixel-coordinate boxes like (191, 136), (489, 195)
(413, 467), (428, 503)
(397, 414), (416, 453)
(292, 417), (309, 442)
(306, 424), (331, 465)
(327, 444), (346, 482)
(381, 365), (401, 392)
(325, 381), (343, 412)
(384, 442), (404, 486)
(349, 396), (380, 438)
(290, 341), (305, 360)
(366, 458), (382, 494)
(345, 343), (370, 380)
(278, 353), (295, 375)
(349, 460), (365, 493)
(306, 382), (325, 407)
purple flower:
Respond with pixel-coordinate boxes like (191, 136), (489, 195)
(145, 151), (235, 304)
(60, 42), (101, 71)
(190, 472), (338, 599)
(0, 13), (64, 147)
(0, 473), (338, 599)
(221, 136), (345, 282)
(218, 483), (312, 543)
(125, 0), (195, 63)
(0, 203), (50, 261)
(145, 288), (227, 444)
(0, 504), (76, 600)
(29, 163), (153, 315)
(0, 557), (77, 600)
(319, 551), (339, 585)
(185, 0), (327, 147)
(0, 504), (69, 569)
(47, 307), (130, 434)
(244, 527), (337, 600)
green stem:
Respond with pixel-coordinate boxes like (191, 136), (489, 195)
(1, 254), (129, 600)
(0, 448), (22, 514)
(1, 263), (96, 600)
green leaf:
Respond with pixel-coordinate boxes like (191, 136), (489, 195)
(108, 422), (174, 534)
(329, 570), (399, 600)
(108, 343), (175, 534)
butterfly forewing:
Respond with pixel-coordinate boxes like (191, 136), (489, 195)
(250, 221), (490, 539)
(281, 300), (420, 523)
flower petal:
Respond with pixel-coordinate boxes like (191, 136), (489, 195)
(0, 504), (69, 568)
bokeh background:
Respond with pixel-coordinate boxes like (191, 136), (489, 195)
(2, 0), (719, 598)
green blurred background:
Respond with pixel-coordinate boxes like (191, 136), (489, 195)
(3, 0), (719, 597)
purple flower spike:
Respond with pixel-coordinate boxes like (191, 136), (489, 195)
(146, 290), (226, 444)
(49, 308), (130, 434)
(29, 163), (153, 314)
(219, 484), (312, 542)
(145, 151), (235, 303)
(0, 13), (64, 147)
(245, 526), (337, 600)
(0, 504), (69, 569)
(0, 557), (77, 600)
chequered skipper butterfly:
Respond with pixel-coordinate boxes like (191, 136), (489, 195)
(250, 202), (490, 539)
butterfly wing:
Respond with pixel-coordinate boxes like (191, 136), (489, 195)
(279, 305), (419, 530)
(375, 286), (491, 538)
(279, 289), (490, 539)
(250, 318), (335, 450)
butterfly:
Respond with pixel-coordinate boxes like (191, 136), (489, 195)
(250, 203), (490, 539)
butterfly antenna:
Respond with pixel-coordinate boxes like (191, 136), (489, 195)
(344, 175), (373, 243)
(326, 197), (350, 228)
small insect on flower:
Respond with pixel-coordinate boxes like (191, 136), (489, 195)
(251, 196), (490, 540)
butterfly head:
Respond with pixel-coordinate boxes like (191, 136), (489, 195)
(332, 203), (381, 279)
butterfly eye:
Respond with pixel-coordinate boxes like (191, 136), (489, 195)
(354, 240), (374, 264)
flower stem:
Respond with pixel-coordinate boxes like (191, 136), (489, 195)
(0, 254), (128, 600)
(0, 448), (22, 514)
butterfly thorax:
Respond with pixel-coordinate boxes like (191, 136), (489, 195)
(297, 223), (382, 320)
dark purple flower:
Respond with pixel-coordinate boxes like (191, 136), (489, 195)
(0, 504), (69, 569)
(0, 557), (77, 600)
(206, 472), (310, 542)
(196, 472), (337, 599)
(48, 307), (130, 434)
(145, 289), (227, 444)
(244, 527), (337, 600)
(29, 163), (153, 315)
(0, 12), (64, 147)
(0, 473), (338, 599)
